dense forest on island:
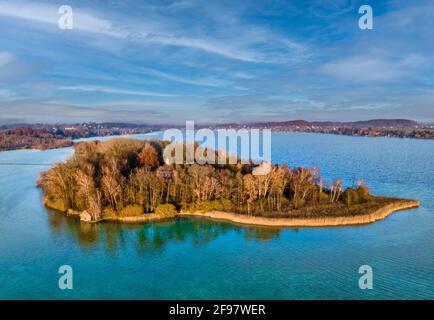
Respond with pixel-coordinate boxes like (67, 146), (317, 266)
(38, 138), (382, 222)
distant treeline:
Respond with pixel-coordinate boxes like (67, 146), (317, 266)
(0, 129), (73, 151)
(0, 124), (154, 151)
(1, 119), (433, 152)
(210, 119), (434, 140)
(38, 138), (372, 220)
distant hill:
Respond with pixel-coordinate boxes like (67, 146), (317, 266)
(1, 119), (419, 131)
(250, 119), (418, 128)
(345, 119), (418, 127)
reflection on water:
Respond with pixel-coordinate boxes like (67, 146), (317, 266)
(46, 209), (283, 254)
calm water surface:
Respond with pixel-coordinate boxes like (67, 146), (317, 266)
(0, 132), (433, 299)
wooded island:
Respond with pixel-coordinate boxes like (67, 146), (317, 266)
(37, 138), (419, 227)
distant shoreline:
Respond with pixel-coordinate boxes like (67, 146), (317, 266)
(2, 129), (433, 153)
(2, 118), (434, 152)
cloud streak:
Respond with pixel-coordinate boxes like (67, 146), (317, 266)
(58, 85), (177, 97)
(320, 55), (426, 82)
(0, 0), (124, 37)
(0, 51), (14, 68)
(0, 0), (309, 64)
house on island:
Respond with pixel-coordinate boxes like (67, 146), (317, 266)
(80, 210), (92, 222)
(80, 210), (101, 222)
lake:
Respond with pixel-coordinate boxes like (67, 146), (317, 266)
(0, 132), (433, 299)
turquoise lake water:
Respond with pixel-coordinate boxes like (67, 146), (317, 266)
(0, 132), (432, 299)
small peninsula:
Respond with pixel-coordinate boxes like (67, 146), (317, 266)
(37, 138), (419, 228)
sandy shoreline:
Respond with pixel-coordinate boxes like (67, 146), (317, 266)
(177, 200), (420, 228)
(104, 213), (165, 223)
(45, 198), (419, 227)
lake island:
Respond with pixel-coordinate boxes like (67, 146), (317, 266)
(37, 138), (419, 228)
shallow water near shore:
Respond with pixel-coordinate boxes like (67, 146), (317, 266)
(0, 132), (433, 299)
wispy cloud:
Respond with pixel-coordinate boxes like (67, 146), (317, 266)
(143, 68), (229, 87)
(0, 0), (310, 64)
(0, 51), (14, 68)
(1, 0), (433, 124)
(0, 0), (124, 37)
(58, 85), (177, 97)
(0, 89), (16, 99)
(320, 55), (426, 82)
(142, 35), (259, 62)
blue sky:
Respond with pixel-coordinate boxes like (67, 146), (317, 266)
(0, 0), (433, 124)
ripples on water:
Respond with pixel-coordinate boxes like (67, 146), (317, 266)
(0, 132), (433, 299)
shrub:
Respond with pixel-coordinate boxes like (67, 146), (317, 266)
(319, 191), (329, 204)
(45, 198), (67, 212)
(220, 199), (233, 211)
(201, 200), (222, 211)
(343, 189), (360, 206)
(119, 205), (144, 217)
(356, 184), (371, 202)
(155, 204), (177, 218)
(195, 200), (234, 212)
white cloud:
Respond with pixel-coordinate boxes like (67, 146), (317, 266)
(0, 0), (310, 64)
(320, 55), (425, 82)
(143, 68), (229, 87)
(0, 51), (40, 81)
(0, 0), (124, 37)
(0, 0), (253, 61)
(0, 89), (15, 99)
(143, 35), (259, 62)
(0, 52), (14, 68)
(58, 85), (177, 97)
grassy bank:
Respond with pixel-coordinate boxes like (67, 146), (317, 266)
(179, 198), (419, 228)
(44, 196), (419, 227)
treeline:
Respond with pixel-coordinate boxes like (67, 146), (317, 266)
(0, 133), (72, 151)
(212, 120), (434, 140)
(308, 127), (434, 139)
(0, 124), (154, 151)
(38, 138), (371, 220)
